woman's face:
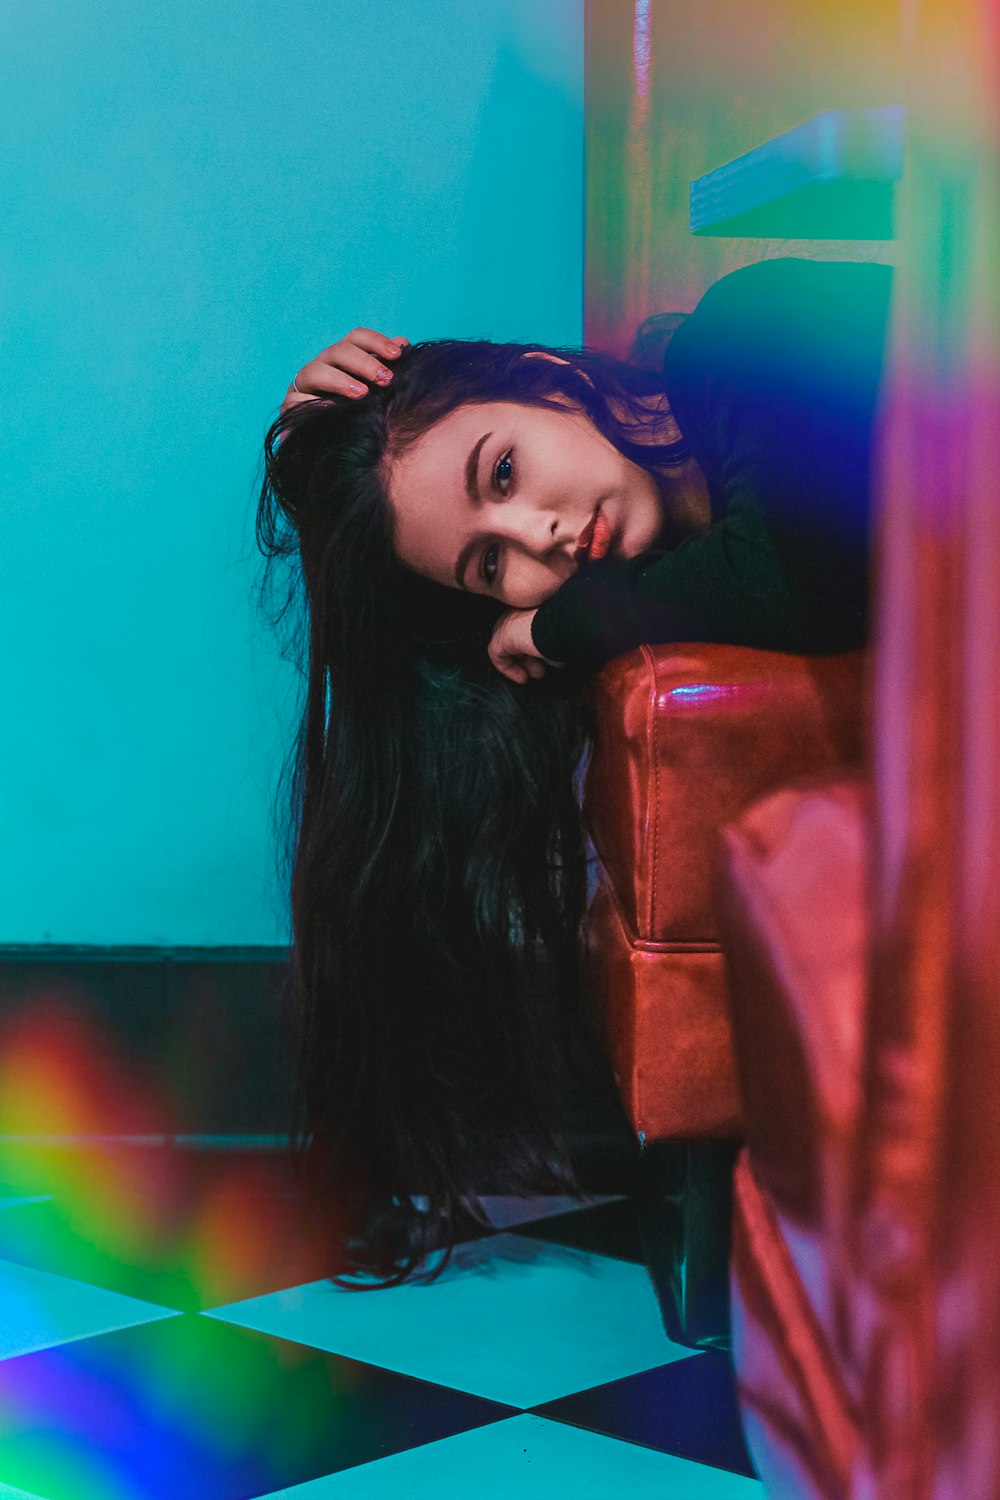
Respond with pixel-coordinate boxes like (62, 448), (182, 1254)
(385, 398), (667, 610)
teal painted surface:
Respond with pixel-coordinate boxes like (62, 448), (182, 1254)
(0, 1), (583, 944)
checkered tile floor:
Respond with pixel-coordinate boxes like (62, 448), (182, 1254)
(0, 1147), (761, 1497)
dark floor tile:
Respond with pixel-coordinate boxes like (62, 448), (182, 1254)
(531, 1350), (757, 1479)
(0, 1313), (517, 1500)
(510, 1195), (645, 1263)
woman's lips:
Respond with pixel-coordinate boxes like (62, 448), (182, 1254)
(576, 510), (598, 555)
(576, 507), (612, 561)
(588, 512), (612, 560)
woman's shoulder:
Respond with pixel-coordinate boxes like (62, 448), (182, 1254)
(691, 256), (893, 326)
(683, 259), (893, 352)
(663, 256), (894, 402)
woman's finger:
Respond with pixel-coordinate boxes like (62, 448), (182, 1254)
(325, 331), (410, 383)
(292, 367), (372, 399)
(290, 332), (410, 401)
(507, 662), (534, 684)
(298, 349), (397, 395)
(347, 328), (410, 361)
(491, 654), (522, 683)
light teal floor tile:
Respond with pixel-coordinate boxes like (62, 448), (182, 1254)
(0, 1257), (180, 1360)
(259, 1414), (763, 1497)
(205, 1232), (690, 1408)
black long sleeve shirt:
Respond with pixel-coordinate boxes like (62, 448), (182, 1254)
(530, 257), (894, 675)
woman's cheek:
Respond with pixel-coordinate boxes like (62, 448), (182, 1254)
(501, 553), (569, 609)
(503, 564), (542, 609)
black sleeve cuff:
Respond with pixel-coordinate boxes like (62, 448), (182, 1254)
(530, 554), (672, 675)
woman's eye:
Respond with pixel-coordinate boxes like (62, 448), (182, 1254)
(493, 447), (514, 495)
(481, 448), (513, 587)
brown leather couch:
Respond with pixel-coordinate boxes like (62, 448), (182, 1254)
(580, 641), (869, 1347)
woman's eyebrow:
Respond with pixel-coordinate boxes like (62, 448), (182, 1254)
(454, 432), (493, 588)
(465, 432), (492, 507)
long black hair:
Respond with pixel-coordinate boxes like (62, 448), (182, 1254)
(254, 335), (689, 1287)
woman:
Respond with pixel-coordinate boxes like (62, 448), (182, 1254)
(257, 256), (893, 1289)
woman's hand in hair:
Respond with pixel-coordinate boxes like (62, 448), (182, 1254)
(488, 608), (564, 684)
(282, 329), (410, 415)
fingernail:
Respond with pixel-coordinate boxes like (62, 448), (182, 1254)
(375, 367), (392, 383)
(349, 382), (366, 395)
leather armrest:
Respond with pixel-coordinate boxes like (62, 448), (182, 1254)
(582, 643), (869, 946)
(579, 643), (868, 1143)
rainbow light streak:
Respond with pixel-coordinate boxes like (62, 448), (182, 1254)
(0, 1315), (338, 1498)
(0, 994), (336, 1496)
(632, 0), (652, 104)
(624, 0), (655, 329)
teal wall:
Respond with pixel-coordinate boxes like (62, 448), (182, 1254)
(0, 1), (584, 946)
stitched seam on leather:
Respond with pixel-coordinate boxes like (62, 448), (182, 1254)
(592, 848), (720, 953)
(631, 942), (720, 954)
(642, 644), (659, 937)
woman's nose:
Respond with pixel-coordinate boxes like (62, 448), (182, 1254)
(498, 506), (562, 553)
